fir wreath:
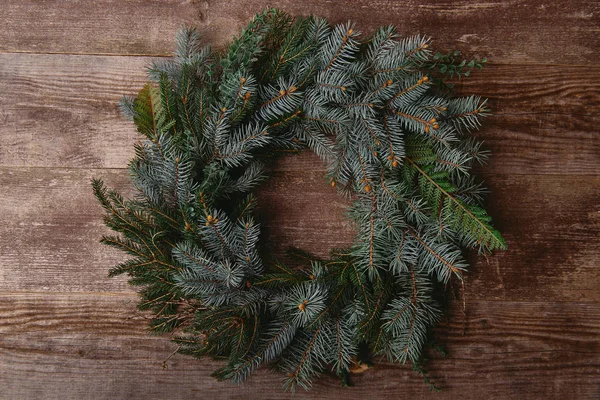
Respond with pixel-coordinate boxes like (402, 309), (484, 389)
(92, 9), (506, 391)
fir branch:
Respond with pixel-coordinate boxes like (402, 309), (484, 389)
(406, 158), (506, 252)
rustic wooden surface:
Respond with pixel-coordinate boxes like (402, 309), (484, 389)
(1, 1), (599, 399)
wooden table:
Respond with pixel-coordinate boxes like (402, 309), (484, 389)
(1, 1), (599, 399)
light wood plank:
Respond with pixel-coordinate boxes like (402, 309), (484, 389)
(0, 54), (148, 168)
(0, 0), (200, 56)
(0, 53), (598, 174)
(0, 165), (597, 302)
(1, 293), (598, 399)
(1, 0), (599, 65)
(0, 167), (132, 292)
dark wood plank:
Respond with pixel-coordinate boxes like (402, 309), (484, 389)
(455, 65), (600, 176)
(0, 165), (597, 302)
(1, 53), (598, 174)
(259, 163), (600, 302)
(1, 292), (598, 399)
(1, 0), (599, 65)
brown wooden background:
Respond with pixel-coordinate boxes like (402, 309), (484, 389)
(1, 1), (599, 399)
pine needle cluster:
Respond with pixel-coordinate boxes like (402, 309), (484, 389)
(93, 8), (505, 391)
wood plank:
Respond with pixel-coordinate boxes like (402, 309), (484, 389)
(0, 0), (200, 56)
(455, 65), (600, 176)
(0, 167), (132, 292)
(259, 162), (600, 302)
(0, 166), (598, 302)
(0, 53), (148, 168)
(1, 292), (598, 399)
(0, 53), (598, 174)
(1, 0), (599, 65)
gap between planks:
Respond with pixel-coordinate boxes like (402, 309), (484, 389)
(1, 50), (598, 69)
(2, 290), (600, 305)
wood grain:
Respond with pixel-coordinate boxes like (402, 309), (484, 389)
(1, 0), (599, 398)
(1, 292), (598, 400)
(0, 164), (598, 302)
(0, 53), (148, 168)
(1, 0), (599, 65)
(0, 0), (200, 56)
(0, 53), (598, 174)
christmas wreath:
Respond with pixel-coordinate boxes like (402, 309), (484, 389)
(93, 9), (505, 391)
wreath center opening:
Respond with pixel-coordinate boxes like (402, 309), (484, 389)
(256, 151), (355, 262)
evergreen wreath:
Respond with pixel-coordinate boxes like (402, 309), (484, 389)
(93, 8), (506, 392)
